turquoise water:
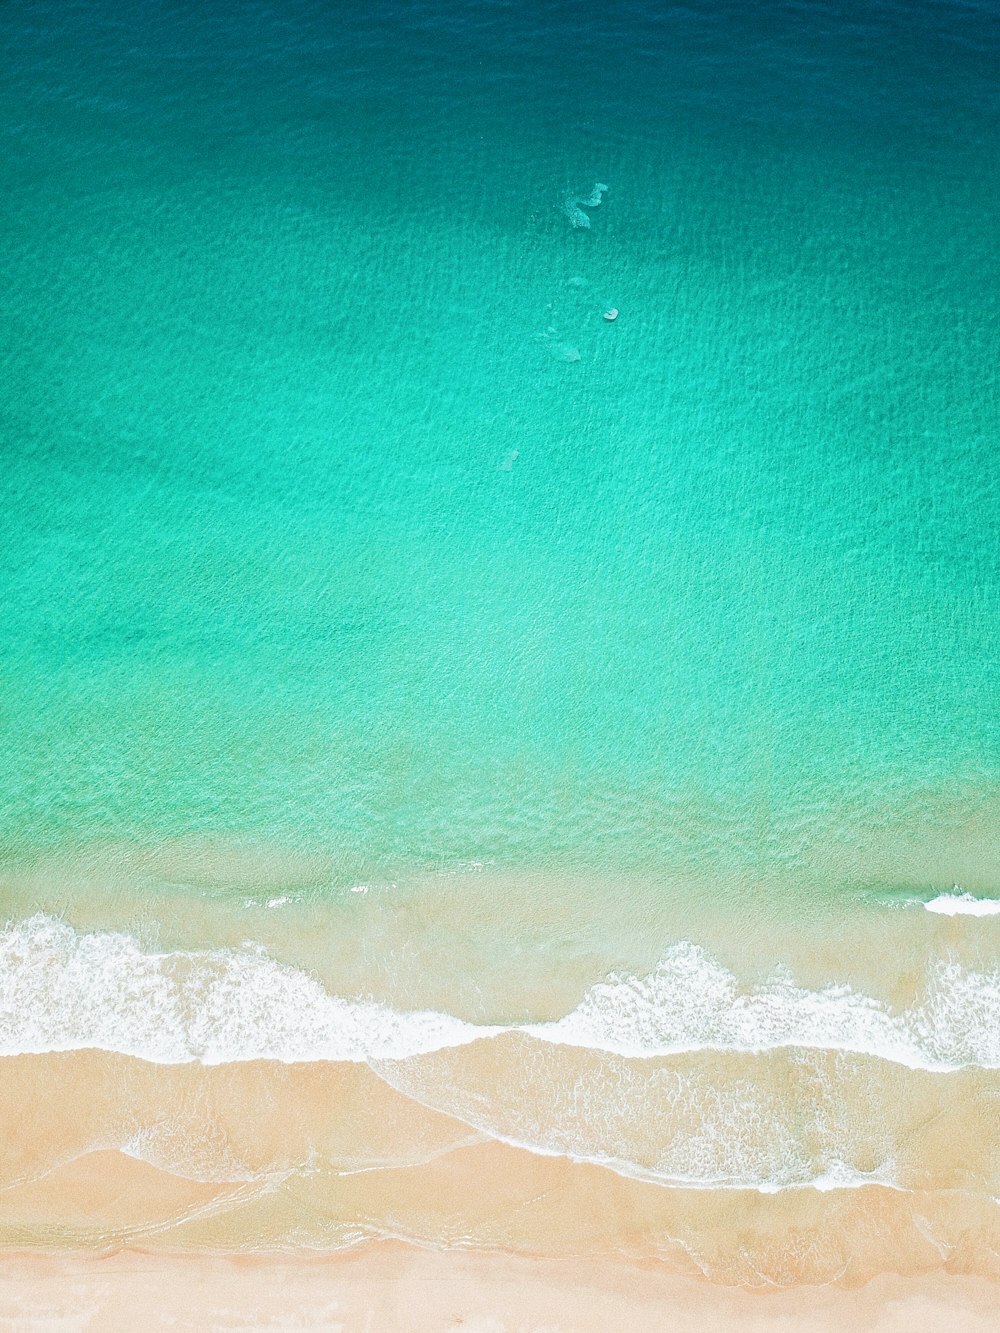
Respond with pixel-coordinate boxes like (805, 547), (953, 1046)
(6, 3), (1000, 1273)
(2, 0), (998, 902)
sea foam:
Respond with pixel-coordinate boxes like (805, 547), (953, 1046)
(523, 940), (1000, 1069)
(3, 915), (1000, 1071)
(0, 915), (493, 1065)
(924, 890), (1000, 916)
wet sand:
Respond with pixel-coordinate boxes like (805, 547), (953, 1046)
(5, 1051), (1000, 1285)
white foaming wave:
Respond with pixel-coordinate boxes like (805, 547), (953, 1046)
(370, 1052), (906, 1196)
(0, 915), (494, 1065)
(450, 1127), (906, 1195)
(4, 915), (1000, 1071)
(523, 940), (1000, 1071)
(924, 890), (1000, 916)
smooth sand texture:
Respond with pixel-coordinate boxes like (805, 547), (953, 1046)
(1, 1246), (999, 1331)
(5, 1053), (1000, 1285)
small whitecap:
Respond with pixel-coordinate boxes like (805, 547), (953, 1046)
(925, 889), (1000, 916)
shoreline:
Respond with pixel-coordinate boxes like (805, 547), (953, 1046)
(4, 1058), (1000, 1281)
(1, 1244), (998, 1331)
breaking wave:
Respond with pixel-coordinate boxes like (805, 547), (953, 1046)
(3, 915), (1000, 1072)
(0, 915), (494, 1064)
(924, 890), (1000, 916)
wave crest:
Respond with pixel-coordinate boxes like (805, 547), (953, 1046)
(3, 915), (1000, 1071)
(0, 915), (492, 1064)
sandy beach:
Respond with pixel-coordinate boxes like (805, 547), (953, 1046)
(1, 1245), (999, 1332)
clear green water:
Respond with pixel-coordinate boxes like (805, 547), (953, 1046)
(2, 0), (998, 906)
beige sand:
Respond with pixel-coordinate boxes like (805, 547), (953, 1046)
(1, 1245), (999, 1331)
(5, 1052), (1000, 1285)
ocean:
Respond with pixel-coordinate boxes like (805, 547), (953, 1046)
(1, 0), (999, 1288)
